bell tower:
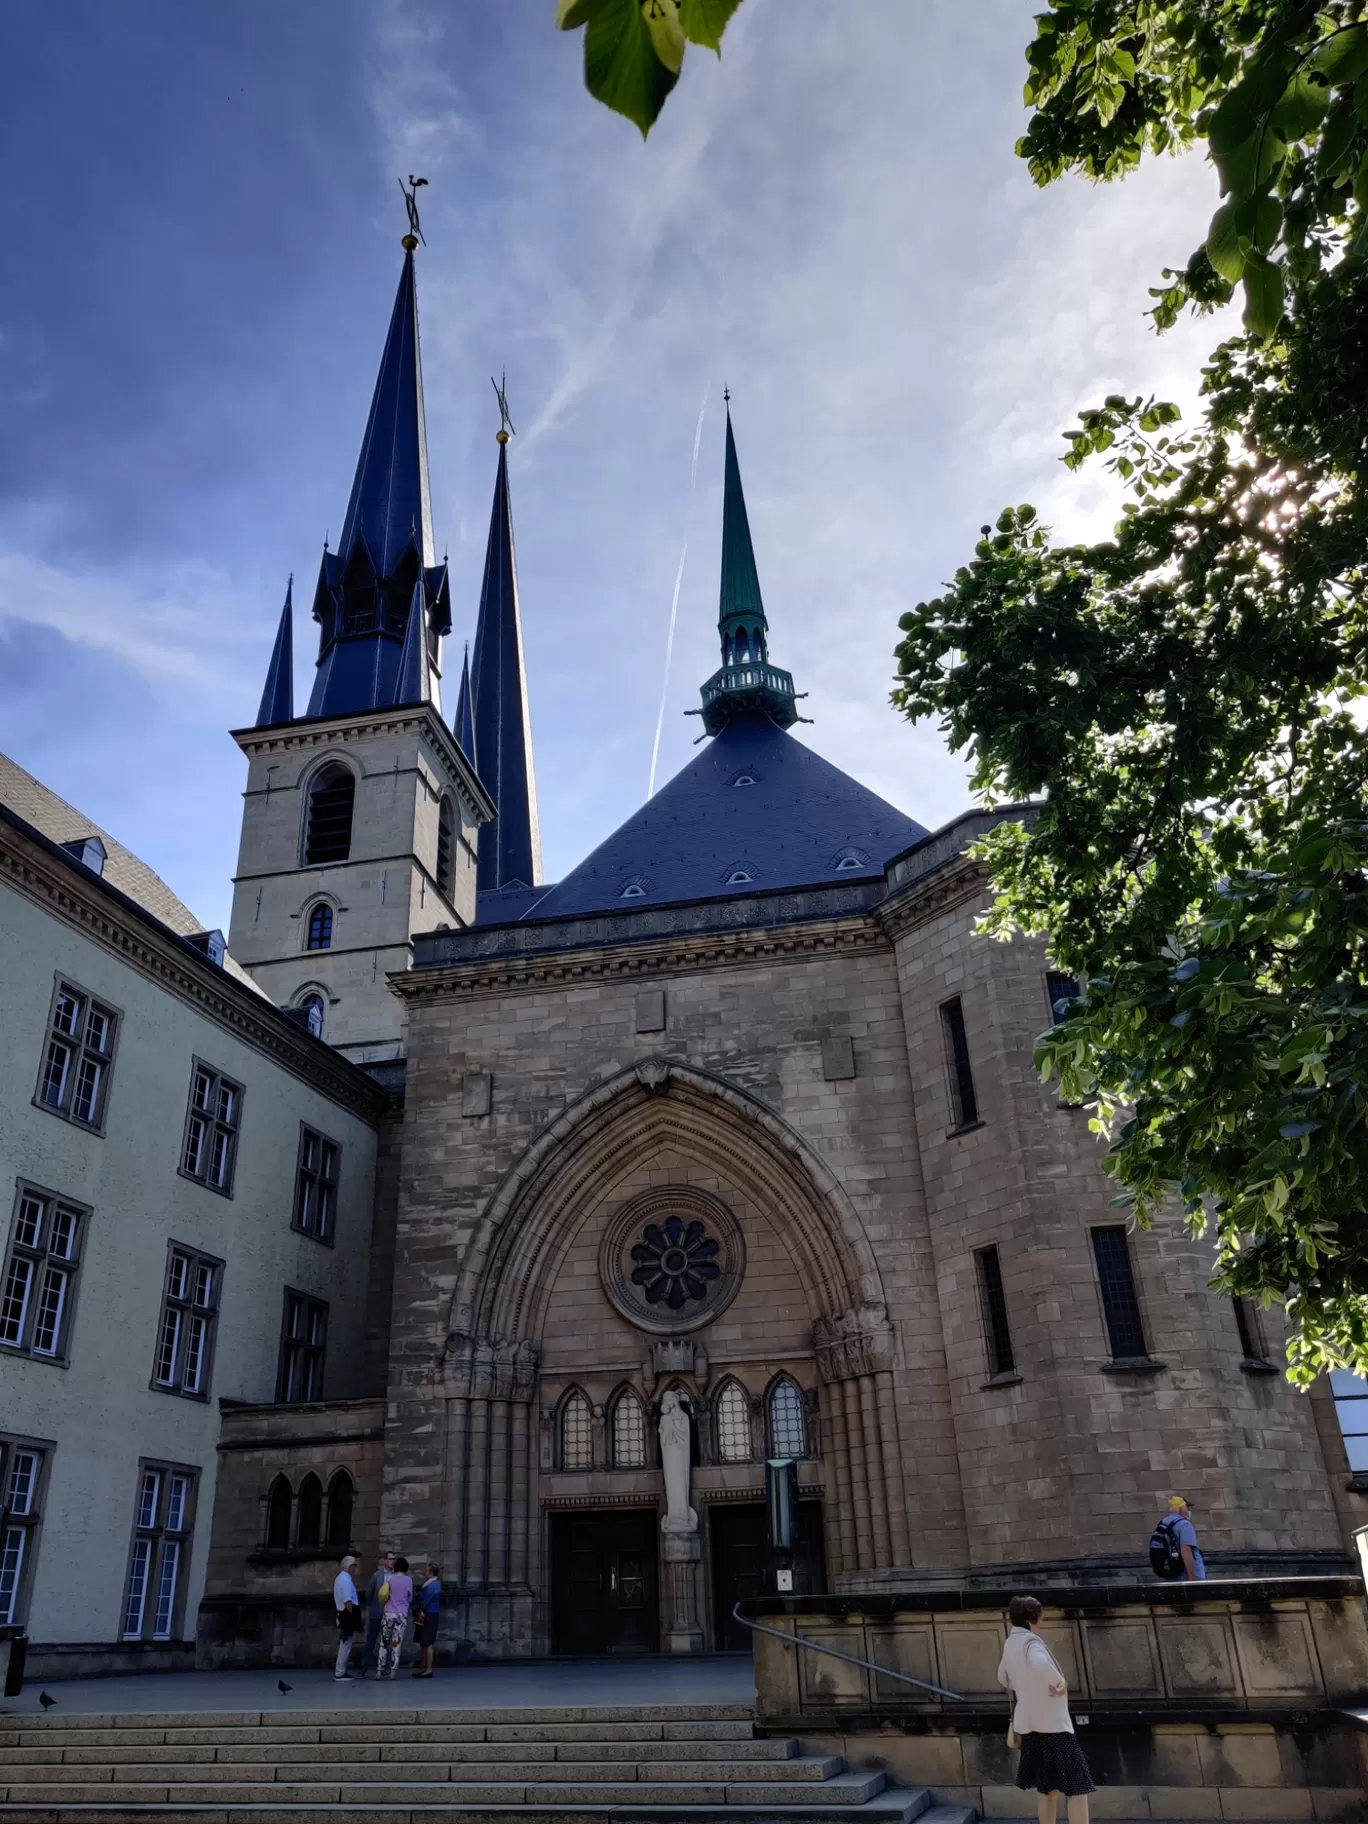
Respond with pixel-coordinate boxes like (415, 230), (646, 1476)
(227, 224), (492, 1068)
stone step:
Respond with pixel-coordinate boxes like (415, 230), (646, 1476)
(0, 1718), (762, 1749)
(2, 1757), (843, 1787)
(0, 1796), (931, 1824)
(0, 1771), (889, 1807)
(1, 1740), (796, 1768)
(3, 1706), (757, 1731)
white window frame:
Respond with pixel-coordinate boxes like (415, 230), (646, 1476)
(609, 1390), (647, 1469)
(0, 1436), (51, 1626)
(715, 1380), (754, 1463)
(120, 1461), (197, 1641)
(767, 1377), (808, 1459)
(0, 1183), (87, 1363)
(179, 1060), (242, 1196)
(151, 1245), (222, 1400)
(292, 1125), (340, 1244)
(558, 1390), (594, 1471)
(34, 977), (119, 1132)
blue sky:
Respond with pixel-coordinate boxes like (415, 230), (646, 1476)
(0, 1), (1231, 931)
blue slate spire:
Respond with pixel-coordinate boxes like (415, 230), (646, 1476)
(305, 239), (451, 720)
(470, 429), (542, 891)
(453, 644), (476, 766)
(699, 399), (797, 737)
(392, 578), (431, 706)
(255, 578), (295, 727)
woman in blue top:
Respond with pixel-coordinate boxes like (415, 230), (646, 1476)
(414, 1560), (441, 1678)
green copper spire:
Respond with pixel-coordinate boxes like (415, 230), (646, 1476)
(699, 398), (798, 736)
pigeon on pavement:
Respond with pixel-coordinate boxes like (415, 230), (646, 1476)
(277, 1679), (292, 1694)
(38, 1691), (57, 1710)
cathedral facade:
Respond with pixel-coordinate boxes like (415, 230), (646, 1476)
(196, 235), (1365, 1667)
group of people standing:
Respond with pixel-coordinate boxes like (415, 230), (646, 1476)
(331, 1551), (441, 1680)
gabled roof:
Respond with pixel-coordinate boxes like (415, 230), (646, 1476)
(504, 712), (927, 923)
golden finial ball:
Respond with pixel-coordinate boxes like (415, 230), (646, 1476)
(401, 234), (419, 251)
(496, 430), (510, 444)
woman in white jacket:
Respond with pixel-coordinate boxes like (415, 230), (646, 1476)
(997, 1594), (1094, 1824)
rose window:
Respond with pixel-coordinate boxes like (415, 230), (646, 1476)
(600, 1187), (745, 1334)
(630, 1215), (721, 1310)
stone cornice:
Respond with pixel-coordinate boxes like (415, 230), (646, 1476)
(231, 703), (494, 825)
(0, 812), (388, 1124)
(874, 853), (989, 943)
(393, 913), (887, 1002)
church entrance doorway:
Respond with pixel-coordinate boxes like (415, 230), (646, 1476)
(549, 1509), (659, 1655)
(709, 1500), (827, 1650)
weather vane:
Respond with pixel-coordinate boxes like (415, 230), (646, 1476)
(492, 371), (515, 444)
(400, 175), (428, 249)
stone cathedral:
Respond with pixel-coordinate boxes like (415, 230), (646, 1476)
(199, 232), (1361, 1667)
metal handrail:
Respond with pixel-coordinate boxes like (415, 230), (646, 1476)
(731, 1604), (966, 1702)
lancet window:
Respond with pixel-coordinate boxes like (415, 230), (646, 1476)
(609, 1390), (647, 1469)
(715, 1381), (752, 1463)
(559, 1391), (593, 1471)
(768, 1377), (806, 1459)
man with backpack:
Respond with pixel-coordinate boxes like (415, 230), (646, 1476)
(1150, 1496), (1205, 1581)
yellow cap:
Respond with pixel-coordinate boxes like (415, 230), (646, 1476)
(1168, 1495), (1188, 1510)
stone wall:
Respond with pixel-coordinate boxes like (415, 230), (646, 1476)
(747, 1583), (1368, 1820)
(197, 1397), (386, 1669)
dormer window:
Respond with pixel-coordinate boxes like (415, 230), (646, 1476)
(620, 884), (645, 899)
(731, 774), (757, 788)
(726, 868), (754, 885)
(832, 848), (870, 873)
(836, 856), (863, 872)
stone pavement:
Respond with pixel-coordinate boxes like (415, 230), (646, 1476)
(0, 1655), (756, 1717)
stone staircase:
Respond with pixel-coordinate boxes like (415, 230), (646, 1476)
(0, 1703), (976, 1822)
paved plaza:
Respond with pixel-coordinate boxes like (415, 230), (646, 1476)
(0, 1654), (757, 1718)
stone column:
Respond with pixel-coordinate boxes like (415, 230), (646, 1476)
(813, 1306), (903, 1575)
(662, 1530), (704, 1654)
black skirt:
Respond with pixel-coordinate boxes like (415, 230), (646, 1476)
(1015, 1731), (1095, 1796)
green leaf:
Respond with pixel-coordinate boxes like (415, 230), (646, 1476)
(1318, 103), (1359, 177)
(1213, 127), (1286, 198)
(556, 0), (610, 26)
(1354, 147), (1368, 209)
(1311, 25), (1368, 87)
(678, 0), (740, 52)
(1207, 59), (1291, 154)
(582, 0), (681, 137)
(1271, 72), (1330, 141)
(1206, 202), (1246, 281)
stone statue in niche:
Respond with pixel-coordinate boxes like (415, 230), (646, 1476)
(658, 1389), (698, 1535)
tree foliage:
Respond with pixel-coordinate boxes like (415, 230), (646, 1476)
(556, 0), (742, 137)
(894, 6), (1368, 1380)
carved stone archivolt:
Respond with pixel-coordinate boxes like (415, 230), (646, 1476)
(441, 1329), (539, 1401)
(599, 1185), (745, 1336)
(813, 1305), (895, 1383)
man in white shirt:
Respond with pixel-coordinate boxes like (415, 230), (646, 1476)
(333, 1555), (360, 1680)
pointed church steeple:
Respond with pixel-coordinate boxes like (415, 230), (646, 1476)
(698, 398), (798, 736)
(453, 644), (476, 767)
(392, 578), (431, 706)
(305, 236), (451, 720)
(255, 579), (294, 727)
(470, 410), (541, 892)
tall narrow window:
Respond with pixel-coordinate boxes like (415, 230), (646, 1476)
(1046, 971), (1081, 1024)
(0, 1185), (86, 1362)
(1091, 1226), (1148, 1360)
(1233, 1297), (1270, 1365)
(0, 1440), (48, 1626)
(610, 1391), (647, 1469)
(306, 903), (334, 951)
(300, 993), (326, 1039)
(326, 1471), (354, 1550)
(295, 1472), (323, 1548)
(265, 1475), (292, 1550)
(975, 1244), (1016, 1377)
(768, 1378), (807, 1459)
(293, 1127), (340, 1243)
(35, 979), (118, 1131)
(304, 765), (355, 865)
(121, 1463), (196, 1641)
(559, 1391), (593, 1470)
(715, 1381), (753, 1463)
(152, 1246), (222, 1399)
(939, 996), (979, 1129)
(180, 1062), (242, 1196)
(278, 1291), (328, 1402)
(436, 798), (455, 898)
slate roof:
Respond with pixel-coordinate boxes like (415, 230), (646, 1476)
(0, 750), (263, 993)
(498, 711), (928, 924)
